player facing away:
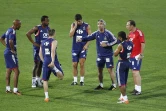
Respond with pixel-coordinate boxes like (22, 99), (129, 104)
(39, 29), (64, 102)
(114, 31), (133, 104)
(26, 15), (50, 88)
(126, 20), (145, 95)
(77, 19), (117, 90)
(69, 14), (91, 86)
(0, 19), (21, 95)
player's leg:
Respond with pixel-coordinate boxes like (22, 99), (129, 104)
(130, 58), (142, 95)
(36, 61), (43, 87)
(13, 67), (21, 95)
(42, 66), (51, 102)
(105, 56), (116, 90)
(52, 62), (64, 80)
(116, 61), (129, 104)
(79, 50), (87, 86)
(5, 68), (12, 93)
(95, 57), (104, 90)
(71, 51), (79, 85)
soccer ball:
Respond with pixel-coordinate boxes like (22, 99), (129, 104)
(36, 79), (43, 87)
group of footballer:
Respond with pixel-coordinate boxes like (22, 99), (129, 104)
(0, 14), (145, 104)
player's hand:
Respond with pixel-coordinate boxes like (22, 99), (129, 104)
(33, 42), (40, 47)
(11, 50), (16, 54)
(138, 54), (144, 60)
(83, 45), (88, 50)
(48, 62), (54, 68)
(100, 42), (107, 47)
(74, 21), (77, 28)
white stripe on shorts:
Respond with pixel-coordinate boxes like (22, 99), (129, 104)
(12, 55), (16, 64)
(117, 62), (121, 86)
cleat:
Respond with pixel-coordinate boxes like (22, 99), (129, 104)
(118, 98), (124, 101)
(94, 85), (103, 90)
(71, 82), (78, 85)
(36, 79), (43, 87)
(108, 85), (116, 90)
(32, 82), (37, 88)
(132, 90), (141, 95)
(117, 100), (129, 104)
(6, 90), (12, 93)
(80, 82), (84, 86)
(13, 91), (21, 95)
(44, 98), (49, 102)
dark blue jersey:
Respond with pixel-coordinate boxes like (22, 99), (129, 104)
(82, 29), (117, 57)
(119, 40), (133, 60)
(72, 22), (89, 51)
(2, 28), (17, 54)
(34, 25), (50, 50)
(41, 38), (58, 65)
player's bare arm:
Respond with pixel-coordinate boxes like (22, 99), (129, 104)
(138, 43), (145, 59)
(83, 25), (91, 50)
(69, 21), (77, 37)
(9, 39), (16, 54)
(0, 37), (6, 46)
(39, 46), (44, 62)
(26, 26), (40, 47)
(114, 44), (122, 57)
(48, 40), (57, 68)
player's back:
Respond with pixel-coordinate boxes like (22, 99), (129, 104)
(4, 28), (17, 54)
(119, 40), (133, 60)
(34, 25), (50, 49)
(41, 38), (58, 65)
(72, 22), (88, 51)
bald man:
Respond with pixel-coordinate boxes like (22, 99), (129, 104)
(0, 19), (21, 95)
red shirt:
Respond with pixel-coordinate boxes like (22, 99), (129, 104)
(128, 28), (145, 57)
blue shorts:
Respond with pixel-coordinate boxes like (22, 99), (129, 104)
(72, 50), (87, 62)
(116, 60), (130, 86)
(4, 53), (18, 69)
(33, 49), (41, 62)
(96, 56), (114, 68)
(129, 57), (142, 70)
(42, 61), (64, 81)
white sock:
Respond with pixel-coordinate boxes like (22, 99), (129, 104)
(74, 77), (77, 82)
(100, 83), (103, 87)
(112, 84), (116, 88)
(32, 77), (36, 83)
(36, 76), (40, 81)
(80, 76), (84, 82)
(120, 93), (123, 99)
(13, 88), (18, 93)
(53, 66), (60, 73)
(123, 95), (128, 101)
(6, 86), (10, 91)
(137, 85), (141, 92)
(45, 92), (49, 99)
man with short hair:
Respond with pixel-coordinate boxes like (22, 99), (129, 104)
(69, 14), (91, 86)
(39, 29), (64, 102)
(77, 19), (117, 90)
(0, 19), (22, 95)
(126, 20), (145, 95)
(26, 15), (50, 88)
(114, 31), (133, 104)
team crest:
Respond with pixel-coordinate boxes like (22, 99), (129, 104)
(104, 36), (107, 41)
(83, 26), (85, 30)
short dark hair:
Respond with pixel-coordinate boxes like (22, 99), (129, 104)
(75, 14), (82, 21)
(118, 31), (127, 41)
(48, 29), (55, 36)
(128, 20), (136, 27)
(41, 15), (48, 22)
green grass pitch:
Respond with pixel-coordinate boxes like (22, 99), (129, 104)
(0, 0), (166, 111)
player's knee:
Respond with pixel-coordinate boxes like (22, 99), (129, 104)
(72, 63), (78, 68)
(80, 62), (84, 68)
